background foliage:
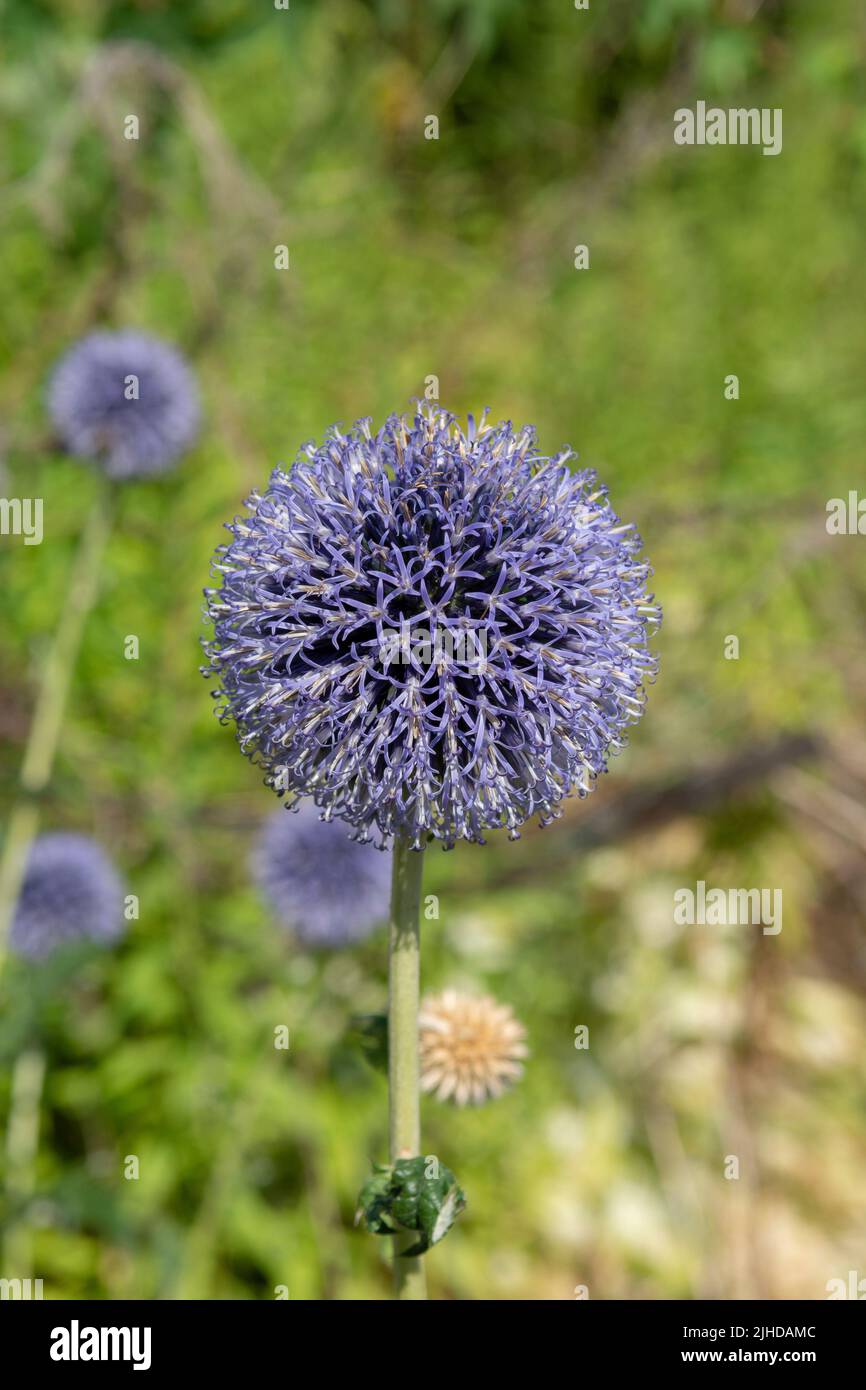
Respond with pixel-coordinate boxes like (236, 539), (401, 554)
(1, 0), (864, 1299)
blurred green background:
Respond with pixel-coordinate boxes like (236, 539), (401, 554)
(1, 0), (865, 1300)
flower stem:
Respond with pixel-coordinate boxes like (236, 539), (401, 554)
(2, 1048), (46, 1280)
(0, 484), (113, 962)
(388, 836), (426, 1300)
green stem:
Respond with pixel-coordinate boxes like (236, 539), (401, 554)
(388, 836), (426, 1300)
(0, 484), (113, 961)
(173, 1105), (251, 1299)
(2, 1048), (46, 1280)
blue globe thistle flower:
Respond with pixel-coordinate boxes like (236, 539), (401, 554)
(205, 405), (660, 849)
(252, 803), (390, 948)
(48, 330), (200, 480)
(10, 833), (125, 962)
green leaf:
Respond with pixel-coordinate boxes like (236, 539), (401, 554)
(355, 1155), (467, 1256)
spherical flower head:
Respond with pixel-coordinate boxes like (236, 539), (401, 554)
(419, 989), (528, 1106)
(48, 330), (200, 480)
(205, 404), (660, 848)
(252, 802), (390, 949)
(10, 833), (126, 962)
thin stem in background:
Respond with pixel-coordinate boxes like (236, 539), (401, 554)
(388, 836), (426, 1300)
(0, 482), (113, 961)
(171, 972), (346, 1300)
(2, 1047), (46, 1279)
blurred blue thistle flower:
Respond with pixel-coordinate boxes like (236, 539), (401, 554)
(252, 803), (390, 948)
(205, 404), (660, 849)
(10, 833), (125, 962)
(49, 330), (200, 480)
